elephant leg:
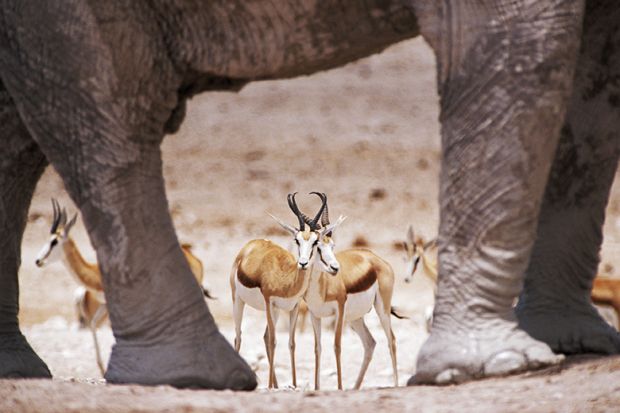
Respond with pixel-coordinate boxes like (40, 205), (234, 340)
(0, 4), (256, 390)
(516, 1), (620, 354)
(81, 150), (255, 389)
(411, 1), (585, 384)
(54, 147), (254, 389)
(0, 81), (50, 378)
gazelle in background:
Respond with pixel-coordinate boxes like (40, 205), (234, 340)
(402, 225), (437, 332)
(35, 199), (212, 375)
(230, 193), (340, 389)
(403, 226), (620, 332)
(589, 276), (620, 330)
(305, 192), (403, 390)
(72, 241), (208, 329)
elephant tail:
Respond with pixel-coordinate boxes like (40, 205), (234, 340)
(390, 306), (409, 319)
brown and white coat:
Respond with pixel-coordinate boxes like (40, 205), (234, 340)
(230, 193), (340, 389)
(304, 193), (401, 390)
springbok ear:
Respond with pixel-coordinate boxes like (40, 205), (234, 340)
(322, 215), (347, 237)
(64, 213), (79, 237)
(60, 208), (68, 228)
(406, 225), (415, 246)
(423, 238), (437, 250)
(267, 213), (297, 236)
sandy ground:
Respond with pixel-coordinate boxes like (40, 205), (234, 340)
(2, 356), (620, 413)
(8, 38), (620, 411)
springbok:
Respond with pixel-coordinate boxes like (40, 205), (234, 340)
(591, 276), (620, 330)
(402, 225), (437, 287)
(35, 199), (212, 375)
(304, 192), (404, 390)
(402, 225), (437, 332)
(72, 240), (209, 329)
(403, 226), (620, 332)
(230, 193), (340, 389)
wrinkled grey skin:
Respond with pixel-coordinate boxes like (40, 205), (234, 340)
(0, 0), (618, 388)
(412, 0), (620, 384)
(0, 0), (418, 388)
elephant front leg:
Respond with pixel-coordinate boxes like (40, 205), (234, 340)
(79, 148), (257, 390)
(2, 72), (256, 392)
(411, 1), (584, 384)
(0, 3), (257, 388)
(516, 1), (620, 355)
(0, 84), (50, 378)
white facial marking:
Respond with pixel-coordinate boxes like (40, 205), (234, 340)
(317, 237), (339, 275)
(404, 249), (421, 283)
(35, 234), (62, 267)
(295, 230), (318, 269)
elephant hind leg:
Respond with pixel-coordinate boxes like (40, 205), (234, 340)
(516, 1), (620, 355)
(0, 83), (50, 378)
(412, 2), (583, 384)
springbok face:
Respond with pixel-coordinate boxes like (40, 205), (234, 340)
(35, 199), (78, 268)
(306, 192), (346, 276)
(403, 225), (434, 283)
(270, 192), (328, 270)
(294, 229), (320, 270)
(316, 234), (340, 275)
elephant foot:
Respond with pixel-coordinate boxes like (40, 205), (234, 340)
(409, 319), (564, 385)
(517, 305), (620, 355)
(105, 327), (257, 390)
(0, 332), (52, 378)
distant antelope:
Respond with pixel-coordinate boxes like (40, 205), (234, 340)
(591, 276), (620, 330)
(402, 225), (437, 287)
(304, 192), (403, 390)
(402, 226), (620, 332)
(71, 240), (209, 329)
(402, 225), (437, 332)
(35, 199), (212, 375)
(230, 193), (340, 389)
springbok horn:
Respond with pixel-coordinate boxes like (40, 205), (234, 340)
(300, 193), (316, 230)
(310, 192), (329, 228)
(301, 192), (324, 229)
(312, 192), (330, 227)
(50, 198), (61, 234)
(299, 210), (316, 228)
(287, 192), (305, 231)
(308, 192), (327, 230)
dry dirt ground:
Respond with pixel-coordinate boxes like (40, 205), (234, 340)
(6, 38), (620, 411)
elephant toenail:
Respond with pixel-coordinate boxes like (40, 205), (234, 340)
(485, 351), (525, 376)
(436, 368), (467, 384)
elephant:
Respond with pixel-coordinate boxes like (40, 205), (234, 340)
(0, 0), (619, 388)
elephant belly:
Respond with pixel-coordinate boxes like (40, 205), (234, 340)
(235, 278), (266, 311)
(345, 283), (377, 322)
